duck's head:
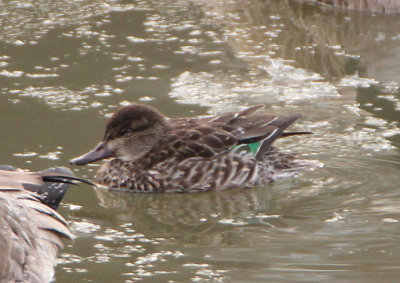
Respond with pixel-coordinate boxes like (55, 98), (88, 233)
(70, 103), (169, 165)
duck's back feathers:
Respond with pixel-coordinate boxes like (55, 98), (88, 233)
(166, 106), (302, 162)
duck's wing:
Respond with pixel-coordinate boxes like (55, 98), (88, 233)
(167, 106), (307, 160)
(206, 106), (308, 159)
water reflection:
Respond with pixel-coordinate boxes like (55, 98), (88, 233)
(196, 0), (400, 83)
(0, 0), (134, 44)
(358, 86), (400, 124)
(0, 0), (399, 282)
(94, 186), (277, 244)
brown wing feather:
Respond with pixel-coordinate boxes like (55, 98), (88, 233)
(225, 114), (279, 142)
(165, 106), (302, 162)
(196, 106), (282, 144)
(206, 104), (265, 123)
(256, 114), (301, 159)
(167, 122), (237, 160)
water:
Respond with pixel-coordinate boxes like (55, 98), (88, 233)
(1, 0), (399, 281)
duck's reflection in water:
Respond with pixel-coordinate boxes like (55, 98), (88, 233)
(93, 182), (300, 245)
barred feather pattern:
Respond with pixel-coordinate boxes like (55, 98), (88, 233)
(0, 187), (73, 282)
(0, 167), (82, 282)
(95, 148), (305, 193)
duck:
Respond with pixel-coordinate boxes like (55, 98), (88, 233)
(309, 0), (400, 13)
(70, 103), (312, 193)
(0, 166), (93, 282)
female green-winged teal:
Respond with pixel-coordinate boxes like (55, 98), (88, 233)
(0, 166), (92, 282)
(71, 104), (312, 193)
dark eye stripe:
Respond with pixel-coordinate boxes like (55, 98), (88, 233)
(131, 123), (149, 132)
(124, 128), (134, 134)
(106, 121), (151, 140)
(117, 124), (149, 138)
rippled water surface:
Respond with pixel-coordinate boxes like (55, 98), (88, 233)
(1, 0), (400, 282)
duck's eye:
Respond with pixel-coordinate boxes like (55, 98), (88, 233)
(118, 123), (149, 137)
(124, 128), (134, 134)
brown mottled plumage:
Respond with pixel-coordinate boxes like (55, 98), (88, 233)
(71, 103), (311, 193)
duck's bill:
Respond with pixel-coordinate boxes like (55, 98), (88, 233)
(70, 142), (112, 165)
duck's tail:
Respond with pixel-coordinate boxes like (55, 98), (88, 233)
(255, 115), (309, 160)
